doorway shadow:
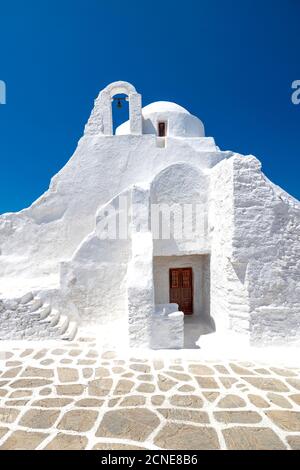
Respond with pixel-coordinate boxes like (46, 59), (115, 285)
(184, 315), (215, 349)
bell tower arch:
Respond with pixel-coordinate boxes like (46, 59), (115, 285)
(85, 81), (142, 136)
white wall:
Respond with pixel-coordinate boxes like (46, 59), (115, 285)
(127, 185), (154, 347)
(0, 132), (227, 297)
(231, 156), (300, 345)
(59, 188), (132, 327)
(209, 154), (300, 345)
(151, 162), (210, 256)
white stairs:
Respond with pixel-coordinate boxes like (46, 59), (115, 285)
(0, 292), (77, 341)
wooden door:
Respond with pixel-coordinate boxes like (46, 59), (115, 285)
(169, 268), (193, 315)
(158, 121), (166, 137)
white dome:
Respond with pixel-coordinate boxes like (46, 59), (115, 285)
(142, 101), (190, 115)
(116, 100), (205, 138)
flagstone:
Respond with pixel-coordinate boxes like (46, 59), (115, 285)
(113, 379), (134, 395)
(253, 368), (270, 375)
(188, 364), (215, 375)
(19, 409), (60, 429)
(158, 408), (209, 424)
(95, 367), (110, 378)
(286, 435), (300, 450)
(31, 398), (73, 408)
(0, 407), (20, 424)
(222, 426), (285, 450)
(93, 443), (148, 450)
(137, 382), (155, 393)
(165, 371), (192, 381)
(96, 408), (160, 441)
(214, 411), (262, 424)
(0, 430), (48, 450)
(243, 377), (289, 392)
(10, 378), (52, 388)
(112, 367), (125, 374)
(33, 350), (47, 360)
(214, 365), (230, 374)
(108, 398), (120, 407)
(270, 367), (297, 377)
(217, 394), (246, 408)
(68, 350), (82, 357)
(120, 395), (146, 406)
(158, 374), (177, 391)
(0, 427), (9, 439)
(56, 384), (84, 396)
(51, 349), (65, 355)
(83, 368), (94, 379)
(2, 367), (22, 378)
(219, 377), (238, 389)
(137, 374), (154, 381)
(5, 399), (30, 406)
(153, 360), (164, 370)
(286, 379), (300, 391)
(44, 433), (88, 450)
(178, 384), (195, 392)
(9, 389), (32, 398)
(202, 391), (219, 402)
(154, 423), (219, 450)
(248, 394), (270, 408)
(58, 409), (98, 432)
(40, 359), (54, 366)
(289, 394), (300, 405)
(6, 361), (22, 367)
(196, 376), (219, 389)
(266, 411), (300, 432)
(267, 393), (293, 409)
(57, 368), (79, 383)
(130, 363), (151, 373)
(39, 387), (52, 396)
(151, 395), (165, 406)
(169, 394), (203, 408)
(75, 398), (104, 407)
(88, 378), (112, 396)
(229, 363), (255, 375)
(22, 367), (54, 378)
(102, 351), (117, 359)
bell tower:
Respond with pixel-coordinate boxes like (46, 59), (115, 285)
(85, 81), (142, 136)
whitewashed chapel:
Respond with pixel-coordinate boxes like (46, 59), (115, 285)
(0, 81), (299, 348)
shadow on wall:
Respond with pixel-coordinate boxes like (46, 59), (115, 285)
(184, 315), (216, 349)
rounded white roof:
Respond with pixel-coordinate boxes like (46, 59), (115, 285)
(142, 101), (190, 115)
(115, 99), (204, 137)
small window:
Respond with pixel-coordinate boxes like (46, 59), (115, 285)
(158, 121), (166, 137)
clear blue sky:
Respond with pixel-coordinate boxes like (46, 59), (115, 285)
(0, 0), (299, 213)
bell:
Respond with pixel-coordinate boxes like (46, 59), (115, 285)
(117, 98), (122, 109)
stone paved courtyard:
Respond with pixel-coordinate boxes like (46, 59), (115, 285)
(0, 336), (299, 450)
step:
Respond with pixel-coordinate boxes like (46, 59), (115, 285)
(37, 304), (52, 320)
(61, 321), (78, 341)
(19, 292), (34, 305)
(46, 309), (60, 327)
(28, 298), (43, 313)
(51, 314), (69, 336)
